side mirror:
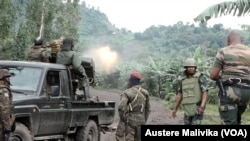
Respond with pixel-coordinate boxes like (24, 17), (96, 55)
(50, 85), (60, 97)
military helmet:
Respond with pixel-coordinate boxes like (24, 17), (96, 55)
(0, 69), (11, 80)
(130, 71), (142, 80)
(184, 58), (196, 68)
(34, 37), (43, 45)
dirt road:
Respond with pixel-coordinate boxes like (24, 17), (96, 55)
(90, 87), (183, 141)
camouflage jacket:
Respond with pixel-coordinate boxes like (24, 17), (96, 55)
(0, 84), (14, 130)
(213, 44), (250, 81)
(27, 45), (49, 62)
(118, 85), (150, 126)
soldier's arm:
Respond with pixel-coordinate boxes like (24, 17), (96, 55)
(210, 51), (223, 80)
(118, 92), (129, 121)
(72, 52), (86, 77)
(0, 89), (11, 131)
(199, 75), (209, 110)
(145, 92), (150, 122)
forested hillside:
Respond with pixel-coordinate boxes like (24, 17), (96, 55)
(77, 2), (250, 97)
(1, 0), (250, 100)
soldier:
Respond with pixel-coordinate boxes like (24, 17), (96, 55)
(56, 38), (90, 100)
(116, 72), (150, 141)
(27, 37), (50, 62)
(210, 30), (250, 125)
(0, 69), (15, 140)
(172, 58), (209, 125)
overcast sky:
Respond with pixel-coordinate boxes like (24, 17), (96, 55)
(81, 0), (248, 32)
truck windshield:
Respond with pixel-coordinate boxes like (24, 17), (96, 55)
(9, 67), (42, 92)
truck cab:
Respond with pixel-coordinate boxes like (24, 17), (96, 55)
(0, 60), (115, 141)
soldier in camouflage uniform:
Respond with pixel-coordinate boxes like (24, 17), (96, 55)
(0, 69), (15, 140)
(27, 37), (50, 62)
(116, 72), (150, 141)
(56, 38), (90, 100)
(172, 58), (209, 125)
(210, 30), (250, 125)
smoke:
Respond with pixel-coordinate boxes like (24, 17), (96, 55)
(82, 46), (119, 74)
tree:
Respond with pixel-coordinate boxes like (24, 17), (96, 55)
(0, 0), (80, 60)
(194, 0), (250, 23)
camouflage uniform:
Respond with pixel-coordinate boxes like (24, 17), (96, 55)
(56, 38), (89, 100)
(116, 82), (150, 141)
(212, 44), (250, 125)
(0, 69), (15, 140)
(27, 38), (49, 62)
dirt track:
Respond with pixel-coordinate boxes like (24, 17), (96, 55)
(90, 87), (183, 141)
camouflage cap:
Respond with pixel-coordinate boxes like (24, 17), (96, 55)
(0, 69), (11, 79)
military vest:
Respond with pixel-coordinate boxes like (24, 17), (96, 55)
(181, 72), (202, 104)
(28, 45), (46, 62)
(181, 72), (202, 116)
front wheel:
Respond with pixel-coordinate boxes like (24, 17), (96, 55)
(76, 120), (99, 141)
(10, 122), (33, 141)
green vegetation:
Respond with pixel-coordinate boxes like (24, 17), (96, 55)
(1, 1), (250, 122)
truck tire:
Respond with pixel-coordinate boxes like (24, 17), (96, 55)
(76, 120), (99, 141)
(10, 122), (33, 141)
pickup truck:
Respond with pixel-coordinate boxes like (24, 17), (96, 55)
(0, 60), (116, 141)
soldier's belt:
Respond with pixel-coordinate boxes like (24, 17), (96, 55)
(224, 78), (250, 85)
(223, 78), (250, 89)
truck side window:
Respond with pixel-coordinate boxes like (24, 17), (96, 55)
(47, 71), (60, 96)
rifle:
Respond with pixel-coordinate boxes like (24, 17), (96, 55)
(216, 79), (226, 96)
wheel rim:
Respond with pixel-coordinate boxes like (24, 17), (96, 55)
(10, 135), (22, 141)
(88, 129), (94, 141)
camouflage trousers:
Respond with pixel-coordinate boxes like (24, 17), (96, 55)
(0, 124), (4, 141)
(115, 120), (141, 141)
(184, 113), (203, 125)
(219, 86), (250, 125)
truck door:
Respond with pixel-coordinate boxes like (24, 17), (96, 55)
(37, 70), (71, 135)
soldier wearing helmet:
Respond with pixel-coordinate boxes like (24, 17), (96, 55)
(56, 38), (89, 101)
(27, 37), (50, 62)
(0, 69), (15, 140)
(172, 58), (209, 125)
(116, 71), (150, 141)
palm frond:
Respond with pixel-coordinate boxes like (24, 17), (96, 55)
(194, 0), (250, 23)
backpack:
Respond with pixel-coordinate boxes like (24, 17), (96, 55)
(28, 46), (46, 62)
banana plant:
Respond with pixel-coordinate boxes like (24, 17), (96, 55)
(194, 0), (250, 24)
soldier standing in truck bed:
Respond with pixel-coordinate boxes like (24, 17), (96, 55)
(27, 37), (50, 62)
(56, 38), (90, 101)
